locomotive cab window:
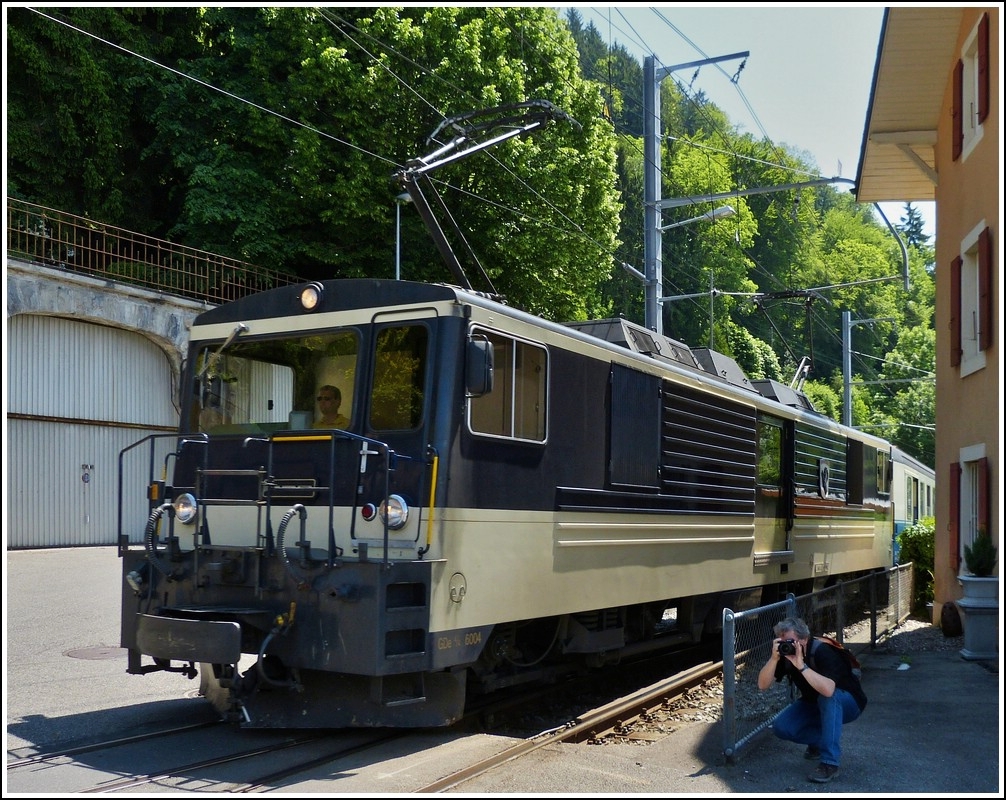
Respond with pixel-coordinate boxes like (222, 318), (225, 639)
(370, 324), (428, 431)
(468, 329), (547, 442)
(192, 330), (359, 433)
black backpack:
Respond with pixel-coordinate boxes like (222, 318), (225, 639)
(809, 636), (868, 710)
(812, 636), (862, 679)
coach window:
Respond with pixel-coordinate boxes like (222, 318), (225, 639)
(756, 415), (782, 486)
(468, 329), (547, 442)
(876, 448), (891, 496)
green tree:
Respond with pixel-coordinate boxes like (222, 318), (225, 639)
(149, 6), (620, 319)
(8, 2), (936, 458)
(9, 7), (622, 321)
(896, 202), (930, 249)
(6, 6), (201, 229)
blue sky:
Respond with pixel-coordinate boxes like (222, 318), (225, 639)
(565, 4), (936, 237)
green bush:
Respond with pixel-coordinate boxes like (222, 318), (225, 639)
(898, 516), (935, 610)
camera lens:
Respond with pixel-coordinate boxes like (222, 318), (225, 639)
(778, 640), (797, 656)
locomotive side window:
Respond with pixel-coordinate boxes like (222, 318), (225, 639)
(370, 325), (428, 431)
(756, 414), (785, 518)
(757, 415), (783, 486)
(468, 329), (547, 442)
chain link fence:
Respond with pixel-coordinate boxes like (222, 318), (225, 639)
(721, 563), (914, 761)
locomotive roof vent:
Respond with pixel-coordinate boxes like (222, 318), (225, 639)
(691, 348), (758, 393)
(565, 318), (700, 371)
(750, 378), (819, 413)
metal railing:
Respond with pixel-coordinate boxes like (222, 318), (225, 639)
(721, 564), (914, 761)
(7, 197), (299, 304)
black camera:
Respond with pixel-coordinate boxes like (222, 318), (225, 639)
(778, 639), (798, 656)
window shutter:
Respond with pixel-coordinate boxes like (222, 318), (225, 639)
(978, 227), (992, 351)
(977, 13), (989, 123)
(949, 461), (961, 571)
(950, 255), (962, 366)
(952, 59), (964, 160)
(977, 456), (989, 534)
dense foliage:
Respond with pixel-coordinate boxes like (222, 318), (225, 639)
(6, 6), (935, 465)
(897, 517), (935, 610)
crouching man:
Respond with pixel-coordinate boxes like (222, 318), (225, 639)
(757, 616), (868, 783)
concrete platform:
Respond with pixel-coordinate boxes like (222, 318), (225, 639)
(5, 547), (1002, 794)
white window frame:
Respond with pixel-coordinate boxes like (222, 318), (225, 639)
(960, 20), (985, 161)
(958, 443), (986, 573)
(958, 220), (987, 377)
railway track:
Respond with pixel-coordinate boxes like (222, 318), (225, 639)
(7, 654), (723, 794)
(6, 720), (221, 769)
(416, 660), (723, 792)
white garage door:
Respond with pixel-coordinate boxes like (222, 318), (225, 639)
(6, 314), (179, 548)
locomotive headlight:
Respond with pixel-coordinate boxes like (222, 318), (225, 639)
(378, 494), (409, 530)
(173, 492), (198, 524)
(299, 282), (324, 311)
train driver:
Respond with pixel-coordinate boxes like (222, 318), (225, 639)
(314, 385), (349, 429)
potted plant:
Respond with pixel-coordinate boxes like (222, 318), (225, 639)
(957, 528), (998, 661)
(963, 528), (997, 577)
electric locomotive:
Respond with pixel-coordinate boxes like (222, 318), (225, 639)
(117, 100), (896, 728)
(118, 277), (896, 728)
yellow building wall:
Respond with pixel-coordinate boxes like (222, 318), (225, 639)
(932, 8), (1000, 619)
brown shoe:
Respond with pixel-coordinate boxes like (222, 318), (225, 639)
(809, 763), (839, 783)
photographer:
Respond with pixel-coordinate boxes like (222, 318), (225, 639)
(756, 616), (867, 784)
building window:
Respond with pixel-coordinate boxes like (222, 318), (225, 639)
(953, 12), (990, 161)
(951, 446), (989, 574)
(951, 222), (993, 376)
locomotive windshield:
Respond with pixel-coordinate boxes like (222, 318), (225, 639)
(192, 329), (360, 433)
(189, 322), (431, 434)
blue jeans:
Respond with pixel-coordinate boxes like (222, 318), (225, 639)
(772, 689), (862, 766)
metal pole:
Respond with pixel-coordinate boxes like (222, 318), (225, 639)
(642, 51), (748, 335)
(843, 312), (895, 427)
(709, 271), (715, 349)
(643, 56), (662, 334)
(843, 310), (852, 426)
(394, 192), (411, 281)
(395, 201), (401, 281)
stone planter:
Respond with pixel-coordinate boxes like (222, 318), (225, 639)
(956, 575), (999, 661)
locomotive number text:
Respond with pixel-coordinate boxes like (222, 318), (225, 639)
(437, 630), (482, 650)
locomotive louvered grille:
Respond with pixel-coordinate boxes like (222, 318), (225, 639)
(794, 422), (847, 499)
(660, 383), (756, 514)
(572, 607), (623, 632)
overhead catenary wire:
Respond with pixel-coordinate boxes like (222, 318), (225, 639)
(28, 6), (924, 408)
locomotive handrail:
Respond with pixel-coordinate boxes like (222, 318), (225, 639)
(117, 432), (209, 557)
(419, 445), (440, 557)
(260, 427), (428, 567)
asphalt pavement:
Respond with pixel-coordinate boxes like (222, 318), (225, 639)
(5, 546), (1002, 795)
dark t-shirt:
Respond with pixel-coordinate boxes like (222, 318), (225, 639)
(774, 639), (868, 711)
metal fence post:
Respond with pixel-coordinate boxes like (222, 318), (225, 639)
(722, 609), (737, 762)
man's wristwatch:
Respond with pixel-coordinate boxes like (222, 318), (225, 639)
(800, 664), (811, 672)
